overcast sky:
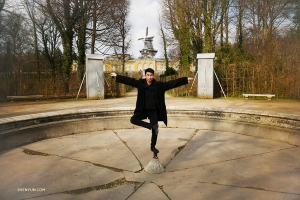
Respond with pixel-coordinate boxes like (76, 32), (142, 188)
(128, 0), (162, 58)
(7, 0), (162, 58)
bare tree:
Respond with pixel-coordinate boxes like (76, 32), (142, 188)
(42, 0), (90, 93)
(292, 0), (300, 35)
(36, 15), (62, 96)
(235, 0), (245, 48)
(160, 0), (192, 74)
(89, 0), (112, 54)
(0, 9), (34, 95)
(161, 0), (230, 74)
(0, 0), (5, 13)
(88, 0), (119, 55)
(24, 0), (41, 89)
(75, 1), (92, 80)
(159, 15), (169, 71)
(244, 0), (294, 53)
(202, 0), (230, 52)
(110, 0), (131, 73)
(0, 0), (6, 38)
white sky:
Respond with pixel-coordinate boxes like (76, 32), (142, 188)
(128, 0), (162, 58)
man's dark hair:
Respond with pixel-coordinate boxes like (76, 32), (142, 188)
(145, 68), (154, 75)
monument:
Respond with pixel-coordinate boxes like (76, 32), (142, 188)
(85, 54), (104, 100)
(197, 53), (215, 99)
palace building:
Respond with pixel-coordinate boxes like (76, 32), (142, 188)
(72, 32), (180, 74)
(102, 33), (179, 74)
(103, 56), (179, 74)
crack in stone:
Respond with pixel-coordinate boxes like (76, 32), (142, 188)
(169, 146), (298, 172)
(23, 148), (52, 156)
(62, 178), (142, 195)
(199, 181), (300, 196)
(21, 179), (143, 199)
(245, 186), (266, 190)
(155, 182), (171, 200)
(22, 148), (127, 173)
(165, 129), (199, 168)
(19, 130), (299, 198)
(125, 181), (146, 200)
(92, 163), (123, 172)
(113, 130), (144, 172)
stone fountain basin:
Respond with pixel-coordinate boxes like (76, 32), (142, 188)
(1, 107), (299, 151)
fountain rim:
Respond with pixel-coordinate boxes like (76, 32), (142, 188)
(1, 106), (299, 151)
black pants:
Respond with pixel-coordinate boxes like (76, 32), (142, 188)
(130, 110), (158, 148)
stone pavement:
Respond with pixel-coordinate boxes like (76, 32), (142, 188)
(0, 90), (300, 199)
(1, 89), (300, 118)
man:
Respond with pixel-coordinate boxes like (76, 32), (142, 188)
(110, 68), (193, 154)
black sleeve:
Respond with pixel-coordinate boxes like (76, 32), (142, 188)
(116, 75), (139, 88)
(164, 77), (188, 91)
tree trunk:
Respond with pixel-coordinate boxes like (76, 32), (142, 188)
(33, 20), (41, 92)
(237, 0), (243, 49)
(91, 0), (97, 54)
(77, 17), (86, 80)
(61, 39), (72, 93)
(225, 5), (229, 44)
(160, 24), (169, 69)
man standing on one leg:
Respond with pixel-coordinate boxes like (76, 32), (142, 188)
(110, 68), (193, 154)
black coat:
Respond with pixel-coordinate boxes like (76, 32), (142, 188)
(116, 75), (188, 126)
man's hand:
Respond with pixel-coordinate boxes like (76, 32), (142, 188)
(188, 77), (193, 83)
(110, 73), (117, 77)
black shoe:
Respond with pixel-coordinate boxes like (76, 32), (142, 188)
(151, 146), (159, 153)
(152, 124), (159, 135)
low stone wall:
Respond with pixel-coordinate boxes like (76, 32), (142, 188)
(0, 107), (299, 151)
(167, 109), (300, 147)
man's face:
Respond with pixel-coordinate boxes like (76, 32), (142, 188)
(145, 72), (154, 84)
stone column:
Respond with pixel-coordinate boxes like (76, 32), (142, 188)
(85, 54), (104, 100)
(197, 53), (215, 99)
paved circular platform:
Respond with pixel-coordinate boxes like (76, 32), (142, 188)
(1, 127), (300, 200)
(1, 90), (300, 199)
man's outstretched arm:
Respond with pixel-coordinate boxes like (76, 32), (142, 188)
(164, 77), (193, 91)
(110, 73), (139, 88)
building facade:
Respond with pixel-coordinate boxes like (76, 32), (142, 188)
(73, 32), (182, 74)
(103, 57), (180, 74)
